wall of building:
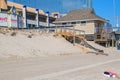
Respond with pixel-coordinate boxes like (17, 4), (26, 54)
(74, 21), (95, 34)
(0, 13), (22, 28)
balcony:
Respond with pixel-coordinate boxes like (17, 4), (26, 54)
(27, 19), (55, 27)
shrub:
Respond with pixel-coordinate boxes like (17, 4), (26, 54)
(11, 32), (17, 36)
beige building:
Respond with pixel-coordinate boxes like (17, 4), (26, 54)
(51, 12), (67, 19)
(51, 12), (61, 18)
(0, 0), (56, 28)
(54, 9), (107, 40)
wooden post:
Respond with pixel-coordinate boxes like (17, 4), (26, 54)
(0, 8), (1, 12)
(115, 40), (118, 48)
(105, 42), (107, 47)
(55, 26), (57, 33)
(73, 25), (75, 46)
(108, 41), (110, 48)
(112, 38), (114, 47)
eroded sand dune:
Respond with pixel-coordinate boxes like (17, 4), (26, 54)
(0, 32), (81, 59)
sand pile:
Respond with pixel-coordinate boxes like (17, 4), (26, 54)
(0, 32), (81, 59)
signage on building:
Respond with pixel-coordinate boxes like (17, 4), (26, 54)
(10, 15), (18, 28)
(8, 14), (18, 28)
(0, 13), (23, 28)
(0, 13), (8, 26)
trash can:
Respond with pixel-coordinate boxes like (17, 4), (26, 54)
(117, 45), (120, 50)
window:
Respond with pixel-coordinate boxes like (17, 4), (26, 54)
(71, 22), (76, 25)
(62, 23), (67, 25)
(81, 21), (86, 24)
(28, 24), (31, 29)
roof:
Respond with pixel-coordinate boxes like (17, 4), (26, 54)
(7, 1), (45, 15)
(54, 8), (107, 23)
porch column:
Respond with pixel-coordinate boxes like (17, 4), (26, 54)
(23, 5), (27, 28)
(0, 8), (1, 12)
(36, 9), (39, 28)
(46, 11), (50, 27)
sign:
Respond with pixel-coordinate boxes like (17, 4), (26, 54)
(8, 14), (18, 28)
(0, 13), (8, 26)
(11, 15), (18, 28)
(0, 13), (23, 28)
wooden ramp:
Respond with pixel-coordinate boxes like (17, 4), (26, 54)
(56, 32), (106, 55)
(56, 32), (85, 39)
(58, 32), (73, 37)
(75, 44), (90, 54)
(56, 32), (90, 53)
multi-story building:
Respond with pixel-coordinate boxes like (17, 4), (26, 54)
(0, 0), (56, 29)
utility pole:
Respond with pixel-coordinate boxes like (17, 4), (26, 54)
(87, 0), (92, 8)
(113, 0), (117, 27)
(116, 16), (119, 27)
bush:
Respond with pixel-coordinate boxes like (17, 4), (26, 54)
(28, 35), (32, 38)
(11, 32), (17, 36)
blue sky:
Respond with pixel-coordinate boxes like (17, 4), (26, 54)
(8, 0), (120, 26)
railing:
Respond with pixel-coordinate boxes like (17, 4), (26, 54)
(18, 27), (85, 36)
(112, 27), (120, 33)
(55, 27), (85, 36)
(95, 27), (120, 33)
(27, 20), (55, 27)
(95, 27), (120, 40)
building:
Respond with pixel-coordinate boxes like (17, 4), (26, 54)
(0, 0), (56, 29)
(54, 8), (107, 40)
(51, 12), (66, 19)
(51, 12), (61, 19)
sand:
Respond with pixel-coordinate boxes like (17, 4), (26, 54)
(0, 31), (81, 59)
(0, 30), (119, 60)
(0, 30), (120, 80)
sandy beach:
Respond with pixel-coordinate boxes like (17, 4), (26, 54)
(0, 31), (82, 60)
(0, 30), (120, 80)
